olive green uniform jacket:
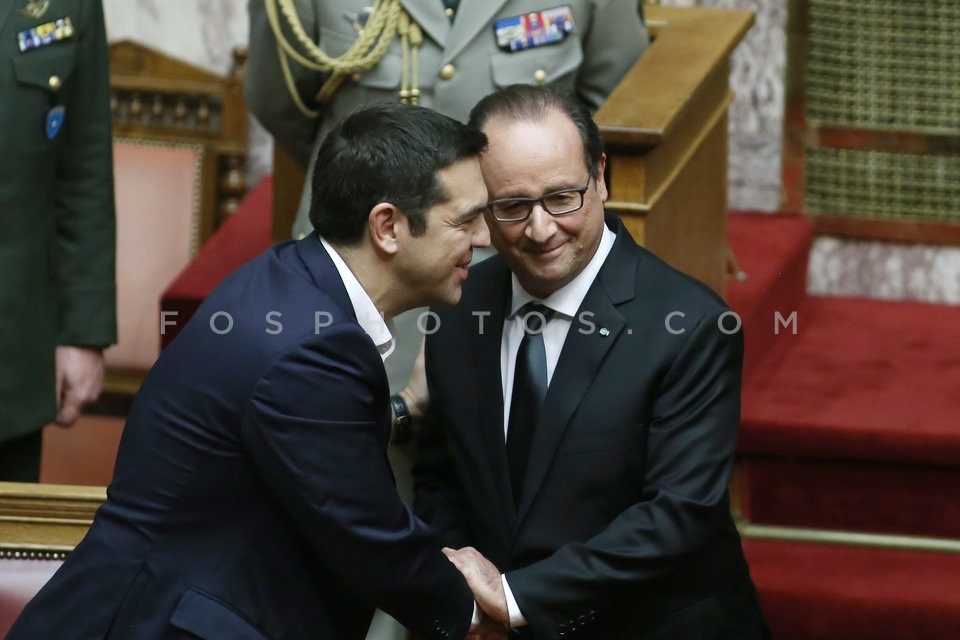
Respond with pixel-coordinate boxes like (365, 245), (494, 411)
(0, 0), (116, 440)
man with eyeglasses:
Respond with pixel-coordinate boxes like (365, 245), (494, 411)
(412, 84), (769, 640)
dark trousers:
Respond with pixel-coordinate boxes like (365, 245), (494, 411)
(0, 430), (43, 482)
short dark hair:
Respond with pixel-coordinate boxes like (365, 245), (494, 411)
(468, 84), (603, 179)
(309, 102), (488, 242)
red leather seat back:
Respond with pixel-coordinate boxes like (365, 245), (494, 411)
(0, 558), (62, 636)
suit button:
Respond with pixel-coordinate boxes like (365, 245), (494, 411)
(439, 63), (456, 80)
(533, 69), (547, 84)
(48, 75), (62, 90)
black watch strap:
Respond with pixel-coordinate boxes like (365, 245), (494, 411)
(390, 394), (412, 444)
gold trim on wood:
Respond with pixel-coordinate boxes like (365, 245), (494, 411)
(0, 482), (105, 553)
(738, 521), (960, 554)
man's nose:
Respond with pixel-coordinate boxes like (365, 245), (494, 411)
(473, 216), (491, 247)
(524, 202), (556, 242)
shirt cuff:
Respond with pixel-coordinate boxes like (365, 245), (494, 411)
(502, 574), (527, 628)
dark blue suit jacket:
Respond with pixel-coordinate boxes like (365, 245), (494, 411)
(414, 216), (767, 639)
(8, 236), (473, 640)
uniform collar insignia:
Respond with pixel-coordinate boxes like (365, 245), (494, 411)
(22, 0), (51, 20)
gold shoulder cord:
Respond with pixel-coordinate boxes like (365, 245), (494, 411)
(264, 0), (423, 118)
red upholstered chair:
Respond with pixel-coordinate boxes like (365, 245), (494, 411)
(0, 483), (104, 636)
(100, 41), (249, 395)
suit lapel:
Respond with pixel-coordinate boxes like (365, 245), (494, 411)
(469, 264), (518, 536)
(516, 219), (641, 524)
(440, 0), (510, 65)
(399, 0), (450, 49)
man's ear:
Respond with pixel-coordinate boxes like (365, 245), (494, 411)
(595, 153), (609, 202)
(368, 202), (406, 256)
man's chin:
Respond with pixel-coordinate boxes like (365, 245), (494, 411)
(426, 287), (462, 308)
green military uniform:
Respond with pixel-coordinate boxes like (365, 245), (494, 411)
(0, 0), (116, 458)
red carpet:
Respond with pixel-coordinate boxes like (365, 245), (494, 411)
(740, 296), (960, 465)
(728, 211), (960, 638)
(745, 539), (960, 640)
(726, 212), (812, 383)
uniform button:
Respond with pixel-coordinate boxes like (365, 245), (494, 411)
(533, 69), (547, 84)
(439, 63), (456, 80)
(48, 75), (61, 90)
(444, 7), (455, 17)
(351, 72), (362, 83)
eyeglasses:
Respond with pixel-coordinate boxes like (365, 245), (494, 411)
(486, 176), (592, 222)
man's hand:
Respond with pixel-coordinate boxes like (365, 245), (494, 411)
(468, 613), (508, 640)
(55, 346), (104, 426)
(443, 547), (509, 623)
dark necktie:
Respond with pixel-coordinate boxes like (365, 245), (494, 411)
(506, 302), (555, 507)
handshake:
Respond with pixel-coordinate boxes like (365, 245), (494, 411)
(442, 546), (512, 640)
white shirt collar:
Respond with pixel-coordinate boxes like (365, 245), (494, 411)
(320, 237), (395, 360)
(509, 224), (617, 318)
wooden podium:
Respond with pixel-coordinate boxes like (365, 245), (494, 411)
(597, 6), (753, 297)
(272, 6), (753, 297)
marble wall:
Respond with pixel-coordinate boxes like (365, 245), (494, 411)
(658, 0), (787, 213)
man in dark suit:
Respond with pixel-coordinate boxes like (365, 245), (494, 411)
(0, 0), (116, 480)
(413, 85), (769, 639)
(7, 104), (495, 640)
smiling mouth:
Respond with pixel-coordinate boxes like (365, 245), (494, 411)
(526, 243), (563, 258)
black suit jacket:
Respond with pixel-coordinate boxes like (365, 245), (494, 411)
(8, 236), (472, 640)
(414, 216), (767, 639)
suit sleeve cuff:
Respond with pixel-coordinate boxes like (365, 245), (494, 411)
(502, 574), (527, 628)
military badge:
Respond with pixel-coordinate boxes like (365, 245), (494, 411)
(494, 5), (576, 52)
(17, 16), (74, 53)
(46, 106), (66, 140)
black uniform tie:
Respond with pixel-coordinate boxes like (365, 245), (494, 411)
(506, 302), (555, 506)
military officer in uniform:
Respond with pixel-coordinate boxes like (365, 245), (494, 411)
(0, 0), (116, 481)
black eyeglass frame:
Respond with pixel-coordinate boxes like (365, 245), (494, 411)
(486, 176), (592, 223)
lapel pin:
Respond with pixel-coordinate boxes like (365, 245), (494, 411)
(599, 327), (610, 337)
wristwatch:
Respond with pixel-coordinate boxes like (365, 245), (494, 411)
(390, 394), (412, 444)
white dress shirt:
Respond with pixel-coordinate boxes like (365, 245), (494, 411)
(321, 238), (394, 360)
(499, 225), (616, 626)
